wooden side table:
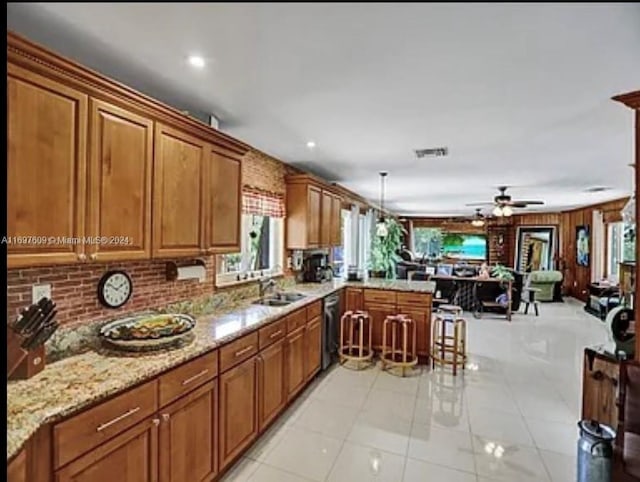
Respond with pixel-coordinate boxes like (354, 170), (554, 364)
(582, 346), (622, 430)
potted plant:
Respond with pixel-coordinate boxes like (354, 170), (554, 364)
(368, 218), (407, 279)
(491, 264), (515, 287)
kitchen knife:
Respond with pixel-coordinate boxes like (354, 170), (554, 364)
(13, 304), (39, 334)
(22, 315), (58, 351)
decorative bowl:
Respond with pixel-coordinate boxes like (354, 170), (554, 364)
(99, 313), (196, 352)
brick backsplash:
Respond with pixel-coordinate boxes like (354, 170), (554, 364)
(7, 257), (217, 327)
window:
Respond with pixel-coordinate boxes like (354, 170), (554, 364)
(412, 227), (442, 259)
(608, 222), (636, 282)
(217, 189), (285, 286)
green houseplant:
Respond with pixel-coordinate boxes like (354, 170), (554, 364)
(369, 218), (407, 279)
(491, 264), (515, 287)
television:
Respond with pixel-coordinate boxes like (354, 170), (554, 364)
(441, 233), (487, 260)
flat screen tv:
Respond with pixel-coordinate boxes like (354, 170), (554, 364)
(441, 233), (487, 260)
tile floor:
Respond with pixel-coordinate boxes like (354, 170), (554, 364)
(221, 298), (608, 481)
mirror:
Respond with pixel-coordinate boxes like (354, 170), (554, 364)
(514, 226), (557, 273)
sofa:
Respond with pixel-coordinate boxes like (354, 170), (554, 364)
(528, 270), (563, 302)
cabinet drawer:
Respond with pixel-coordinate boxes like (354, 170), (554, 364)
(53, 380), (158, 469)
(397, 292), (431, 306)
(158, 349), (218, 407)
(363, 289), (397, 305)
(286, 308), (307, 333)
(306, 301), (322, 321)
(220, 331), (259, 373)
(259, 317), (286, 350)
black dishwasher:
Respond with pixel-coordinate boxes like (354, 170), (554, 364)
(322, 292), (340, 371)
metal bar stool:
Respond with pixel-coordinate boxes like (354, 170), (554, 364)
(431, 312), (467, 376)
(381, 314), (418, 377)
(339, 310), (373, 370)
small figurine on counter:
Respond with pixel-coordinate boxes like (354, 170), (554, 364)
(478, 262), (490, 279)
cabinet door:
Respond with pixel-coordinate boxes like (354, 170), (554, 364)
(159, 381), (218, 482)
(88, 99), (153, 261)
(257, 339), (286, 432)
(219, 357), (258, 470)
(320, 191), (333, 247)
(285, 326), (306, 401)
(330, 195), (342, 246)
(307, 186), (322, 247)
(345, 288), (364, 312)
(153, 124), (207, 257)
(397, 306), (430, 357)
(208, 149), (241, 253)
(582, 354), (619, 429)
(7, 449), (26, 482)
(7, 64), (87, 267)
(364, 303), (397, 351)
(56, 418), (158, 482)
(305, 316), (322, 381)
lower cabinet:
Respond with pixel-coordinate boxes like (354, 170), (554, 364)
(257, 339), (286, 432)
(397, 306), (430, 357)
(7, 449), (26, 482)
(364, 302), (397, 350)
(219, 356), (258, 471)
(158, 380), (218, 482)
(55, 418), (159, 482)
(285, 326), (306, 401)
(304, 316), (322, 381)
(345, 288), (363, 312)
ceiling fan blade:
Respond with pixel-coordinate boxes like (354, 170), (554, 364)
(510, 200), (545, 205)
(465, 202), (495, 207)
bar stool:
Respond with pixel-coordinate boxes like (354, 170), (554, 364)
(437, 304), (463, 318)
(381, 314), (418, 377)
(431, 313), (467, 376)
(339, 310), (373, 370)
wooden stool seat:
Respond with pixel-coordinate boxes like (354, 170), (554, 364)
(381, 314), (418, 377)
(339, 310), (374, 370)
(431, 314), (467, 376)
(438, 305), (463, 317)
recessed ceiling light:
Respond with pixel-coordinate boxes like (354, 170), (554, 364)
(187, 55), (206, 68)
(306, 141), (316, 149)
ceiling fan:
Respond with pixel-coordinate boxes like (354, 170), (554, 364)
(465, 208), (489, 227)
(466, 186), (544, 217)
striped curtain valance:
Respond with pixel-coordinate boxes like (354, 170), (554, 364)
(242, 187), (285, 218)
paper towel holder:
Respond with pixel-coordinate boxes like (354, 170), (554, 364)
(166, 259), (207, 281)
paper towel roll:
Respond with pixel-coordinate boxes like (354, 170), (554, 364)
(176, 265), (206, 282)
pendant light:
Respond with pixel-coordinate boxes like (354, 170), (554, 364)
(376, 171), (389, 237)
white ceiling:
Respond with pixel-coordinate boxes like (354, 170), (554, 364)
(8, 3), (640, 216)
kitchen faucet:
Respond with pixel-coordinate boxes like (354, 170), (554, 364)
(259, 278), (277, 298)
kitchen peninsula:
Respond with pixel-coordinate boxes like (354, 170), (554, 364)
(7, 279), (434, 482)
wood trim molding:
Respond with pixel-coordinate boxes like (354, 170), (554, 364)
(612, 90), (640, 110)
(7, 31), (250, 156)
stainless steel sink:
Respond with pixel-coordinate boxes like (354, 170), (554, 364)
(252, 292), (307, 306)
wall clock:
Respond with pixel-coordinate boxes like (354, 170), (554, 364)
(97, 270), (133, 309)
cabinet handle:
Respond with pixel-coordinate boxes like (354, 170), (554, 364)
(269, 330), (283, 339)
(234, 346), (254, 358)
(162, 413), (170, 422)
(152, 418), (160, 427)
(181, 369), (209, 386)
(78, 253), (86, 261)
(96, 407), (141, 432)
(90, 253), (98, 261)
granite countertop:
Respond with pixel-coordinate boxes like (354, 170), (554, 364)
(6, 278), (434, 460)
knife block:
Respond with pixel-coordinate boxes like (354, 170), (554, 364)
(7, 326), (46, 381)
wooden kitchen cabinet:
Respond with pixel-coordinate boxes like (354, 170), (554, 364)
(55, 418), (158, 482)
(305, 316), (322, 381)
(320, 190), (333, 247)
(285, 326), (307, 400)
(7, 449), (26, 482)
(219, 356), (258, 471)
(397, 306), (430, 358)
(257, 339), (286, 432)
(207, 148), (242, 253)
(158, 380), (218, 482)
(345, 288), (364, 312)
(87, 99), (153, 261)
(330, 194), (343, 246)
(153, 123), (208, 258)
(7, 63), (88, 268)
(363, 302), (397, 351)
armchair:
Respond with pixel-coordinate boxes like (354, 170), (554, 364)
(529, 270), (563, 301)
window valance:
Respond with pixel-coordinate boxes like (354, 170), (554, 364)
(242, 187), (285, 218)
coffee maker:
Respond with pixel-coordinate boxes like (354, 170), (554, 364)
(303, 253), (333, 283)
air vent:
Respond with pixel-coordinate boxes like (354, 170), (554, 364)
(584, 186), (610, 193)
(415, 147), (448, 158)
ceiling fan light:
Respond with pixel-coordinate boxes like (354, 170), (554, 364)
(471, 219), (485, 227)
(493, 206), (503, 217)
(502, 205), (513, 217)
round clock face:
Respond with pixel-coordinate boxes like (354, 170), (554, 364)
(98, 271), (133, 309)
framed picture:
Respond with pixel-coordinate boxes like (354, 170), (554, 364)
(576, 225), (590, 267)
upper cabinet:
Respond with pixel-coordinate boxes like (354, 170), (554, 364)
(153, 124), (208, 258)
(207, 148), (242, 253)
(7, 63), (88, 268)
(88, 99), (154, 262)
(6, 31), (250, 267)
(286, 175), (343, 249)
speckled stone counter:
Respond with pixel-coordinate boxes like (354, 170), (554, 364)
(7, 278), (434, 460)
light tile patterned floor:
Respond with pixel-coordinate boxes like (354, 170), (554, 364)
(221, 298), (607, 481)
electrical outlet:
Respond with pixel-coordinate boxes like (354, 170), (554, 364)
(32, 284), (51, 304)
